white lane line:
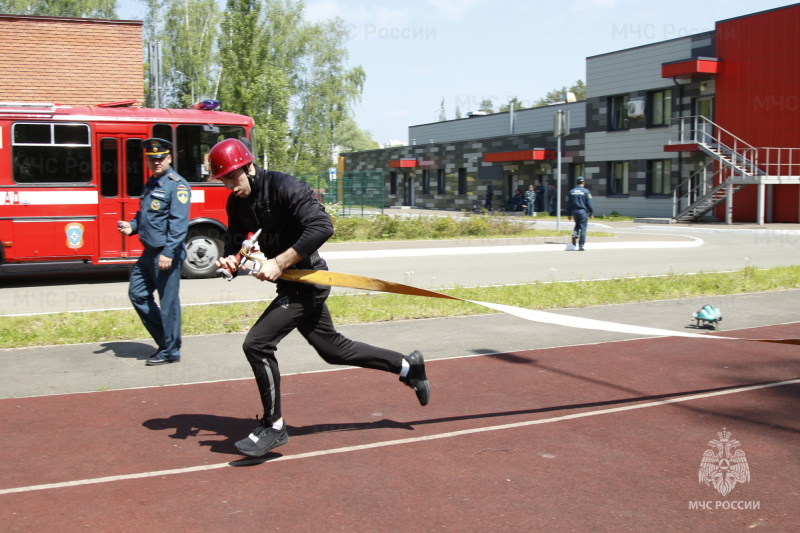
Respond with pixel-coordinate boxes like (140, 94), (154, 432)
(322, 238), (702, 259)
(2, 377), (797, 496)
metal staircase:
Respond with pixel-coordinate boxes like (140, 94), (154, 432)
(670, 116), (800, 223)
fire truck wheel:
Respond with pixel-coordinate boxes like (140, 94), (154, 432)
(183, 228), (224, 279)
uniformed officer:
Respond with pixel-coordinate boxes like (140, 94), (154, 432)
(118, 138), (191, 365)
(567, 176), (594, 251)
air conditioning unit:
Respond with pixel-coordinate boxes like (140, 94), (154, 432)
(627, 99), (645, 118)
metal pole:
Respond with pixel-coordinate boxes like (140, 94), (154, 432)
(554, 109), (568, 231)
(148, 41), (162, 108)
(556, 133), (561, 231)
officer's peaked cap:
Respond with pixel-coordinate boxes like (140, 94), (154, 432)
(141, 138), (172, 158)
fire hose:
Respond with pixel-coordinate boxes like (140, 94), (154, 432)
(218, 231), (800, 346)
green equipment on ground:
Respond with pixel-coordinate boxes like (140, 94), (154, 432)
(692, 304), (722, 329)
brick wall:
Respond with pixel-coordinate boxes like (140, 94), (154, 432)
(0, 15), (143, 105)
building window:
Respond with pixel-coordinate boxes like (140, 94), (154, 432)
(648, 89), (672, 127)
(390, 171), (397, 195)
(648, 159), (672, 196)
(458, 168), (467, 195)
(422, 170), (430, 194)
(608, 95), (629, 131)
(437, 169), (445, 194)
(609, 161), (629, 196)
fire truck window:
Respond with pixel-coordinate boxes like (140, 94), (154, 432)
(100, 138), (118, 197)
(126, 138), (144, 197)
(152, 124), (172, 143)
(54, 124), (89, 145)
(13, 123), (50, 144)
(176, 124), (245, 183)
(11, 123), (92, 184)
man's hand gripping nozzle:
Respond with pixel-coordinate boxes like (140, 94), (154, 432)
(216, 228), (266, 281)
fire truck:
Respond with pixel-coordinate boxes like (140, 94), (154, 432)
(0, 100), (255, 278)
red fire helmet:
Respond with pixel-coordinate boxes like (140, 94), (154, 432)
(208, 138), (255, 180)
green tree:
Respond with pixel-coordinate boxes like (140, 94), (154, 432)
(478, 99), (494, 113)
(217, 0), (300, 171)
(0, 0), (117, 18)
(438, 98), (446, 121)
(498, 96), (527, 113)
(156, 0), (221, 108)
(289, 15), (365, 174)
(334, 115), (379, 152)
(533, 80), (586, 107)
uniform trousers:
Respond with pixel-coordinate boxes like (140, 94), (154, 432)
(128, 248), (184, 360)
(572, 209), (589, 248)
(243, 283), (405, 423)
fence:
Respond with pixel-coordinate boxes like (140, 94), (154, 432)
(298, 170), (385, 216)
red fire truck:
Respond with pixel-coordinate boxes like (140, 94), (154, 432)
(0, 100), (255, 278)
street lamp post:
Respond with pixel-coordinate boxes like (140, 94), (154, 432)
(554, 109), (570, 230)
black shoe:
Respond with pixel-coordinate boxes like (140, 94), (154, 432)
(235, 421), (289, 457)
(571, 235), (577, 246)
(145, 354), (180, 366)
(400, 350), (430, 406)
(579, 247), (585, 251)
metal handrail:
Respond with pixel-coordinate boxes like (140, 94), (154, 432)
(672, 161), (719, 218)
(757, 147), (800, 179)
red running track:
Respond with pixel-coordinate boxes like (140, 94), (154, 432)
(1, 324), (799, 532)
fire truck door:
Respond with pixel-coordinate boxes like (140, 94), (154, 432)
(97, 137), (145, 258)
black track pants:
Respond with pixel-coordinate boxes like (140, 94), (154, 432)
(242, 284), (405, 422)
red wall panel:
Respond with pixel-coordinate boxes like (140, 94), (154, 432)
(714, 5), (800, 222)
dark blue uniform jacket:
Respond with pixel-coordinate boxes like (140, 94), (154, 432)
(568, 185), (594, 216)
(129, 167), (191, 258)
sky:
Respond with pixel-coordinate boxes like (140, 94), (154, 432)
(119, 0), (796, 145)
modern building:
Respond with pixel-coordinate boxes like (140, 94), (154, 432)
(341, 4), (800, 223)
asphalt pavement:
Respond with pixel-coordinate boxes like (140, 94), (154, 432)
(2, 213), (799, 400)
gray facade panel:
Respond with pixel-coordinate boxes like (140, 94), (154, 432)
(593, 197), (672, 218)
(586, 129), (676, 161)
(587, 38), (695, 97)
(409, 102), (585, 145)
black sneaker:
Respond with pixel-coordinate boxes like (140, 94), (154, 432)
(145, 354), (179, 366)
(400, 350), (430, 406)
(235, 422), (289, 457)
(571, 235), (577, 246)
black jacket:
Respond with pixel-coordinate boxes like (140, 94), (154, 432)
(223, 166), (333, 288)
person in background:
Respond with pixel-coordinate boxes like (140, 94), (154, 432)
(567, 176), (594, 251)
(534, 180), (544, 212)
(485, 184), (493, 210)
(510, 188), (524, 211)
(118, 138), (191, 365)
(523, 184), (536, 216)
(548, 183), (558, 215)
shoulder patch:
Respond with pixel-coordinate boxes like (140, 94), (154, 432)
(176, 186), (190, 204)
